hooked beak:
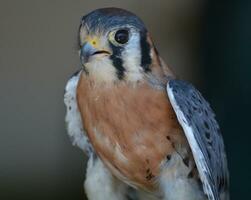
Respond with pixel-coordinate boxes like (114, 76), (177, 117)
(80, 40), (111, 64)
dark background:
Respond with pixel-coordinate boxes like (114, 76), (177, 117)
(0, 0), (250, 199)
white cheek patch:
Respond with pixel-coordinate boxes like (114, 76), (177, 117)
(85, 57), (117, 83)
(122, 32), (143, 82)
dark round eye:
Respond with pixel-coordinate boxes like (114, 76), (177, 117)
(114, 29), (129, 44)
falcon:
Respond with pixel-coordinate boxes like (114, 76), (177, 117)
(64, 7), (229, 200)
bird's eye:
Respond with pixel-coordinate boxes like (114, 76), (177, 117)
(114, 29), (129, 44)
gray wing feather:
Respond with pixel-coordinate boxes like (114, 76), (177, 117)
(167, 79), (229, 200)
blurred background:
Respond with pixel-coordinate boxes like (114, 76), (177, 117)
(0, 0), (250, 199)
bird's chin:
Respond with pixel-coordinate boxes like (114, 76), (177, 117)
(82, 54), (110, 65)
(92, 53), (110, 60)
(82, 56), (118, 83)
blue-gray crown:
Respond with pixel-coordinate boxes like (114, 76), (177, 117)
(81, 7), (147, 33)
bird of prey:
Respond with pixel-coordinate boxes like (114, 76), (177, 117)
(64, 7), (229, 200)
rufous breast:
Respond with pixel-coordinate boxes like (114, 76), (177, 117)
(77, 73), (186, 191)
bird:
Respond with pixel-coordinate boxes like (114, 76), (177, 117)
(64, 7), (229, 200)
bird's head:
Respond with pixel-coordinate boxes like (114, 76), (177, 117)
(79, 8), (162, 83)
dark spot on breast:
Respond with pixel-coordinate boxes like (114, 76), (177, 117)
(145, 173), (155, 181)
(166, 136), (171, 141)
(183, 157), (190, 167)
(69, 106), (71, 110)
(187, 170), (194, 178)
(166, 154), (171, 161)
(114, 164), (120, 170)
(146, 168), (150, 174)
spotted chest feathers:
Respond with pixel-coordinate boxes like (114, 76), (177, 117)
(77, 72), (194, 192)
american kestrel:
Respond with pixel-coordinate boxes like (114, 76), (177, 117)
(64, 8), (229, 200)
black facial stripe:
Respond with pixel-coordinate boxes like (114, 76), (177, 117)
(140, 32), (152, 72)
(109, 43), (125, 80)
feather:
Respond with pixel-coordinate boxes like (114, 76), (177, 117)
(167, 79), (229, 200)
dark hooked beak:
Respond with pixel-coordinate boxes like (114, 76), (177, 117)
(80, 42), (111, 64)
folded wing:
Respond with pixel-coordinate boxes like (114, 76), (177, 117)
(167, 79), (229, 200)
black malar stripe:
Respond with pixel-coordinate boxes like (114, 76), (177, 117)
(109, 43), (125, 80)
(140, 31), (152, 72)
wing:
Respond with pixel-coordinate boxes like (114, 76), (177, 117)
(166, 79), (229, 200)
(64, 70), (93, 156)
